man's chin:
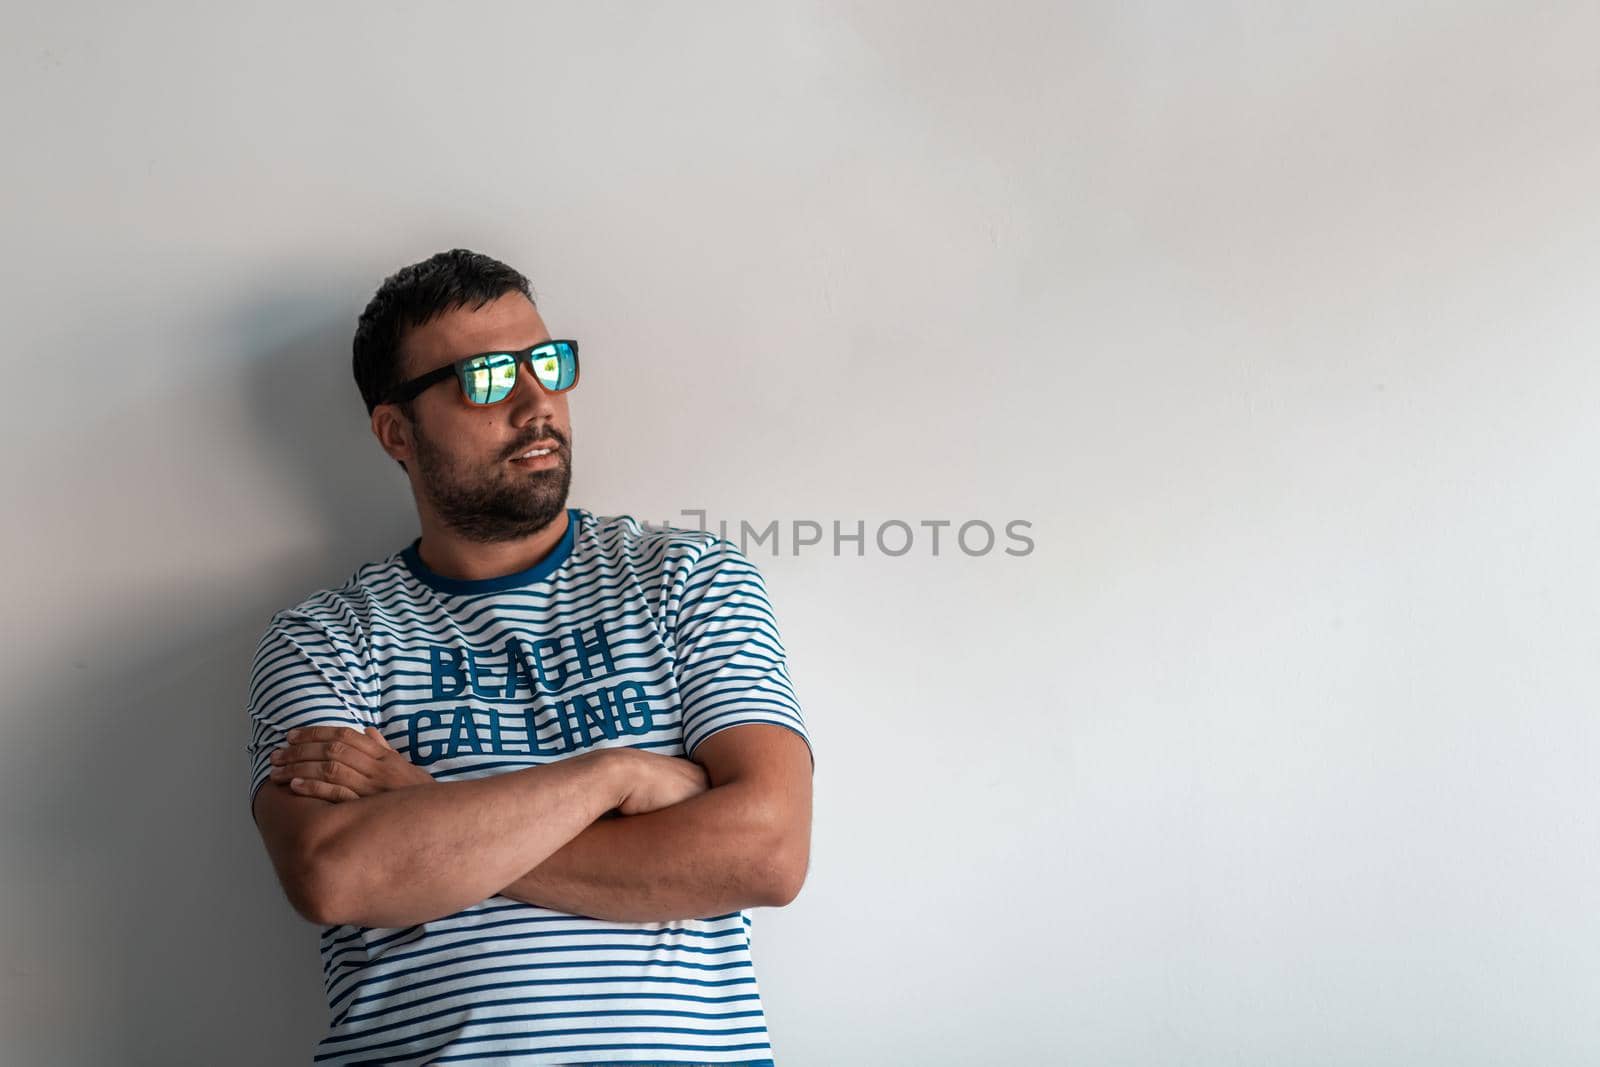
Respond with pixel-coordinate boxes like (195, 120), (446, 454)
(444, 504), (568, 543)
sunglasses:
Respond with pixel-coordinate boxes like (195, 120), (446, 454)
(384, 339), (580, 407)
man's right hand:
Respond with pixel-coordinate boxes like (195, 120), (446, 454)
(270, 724), (437, 802)
(605, 748), (711, 816)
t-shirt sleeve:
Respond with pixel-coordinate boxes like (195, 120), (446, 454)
(246, 611), (377, 810)
(670, 538), (814, 770)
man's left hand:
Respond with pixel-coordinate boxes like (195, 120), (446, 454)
(269, 725), (434, 802)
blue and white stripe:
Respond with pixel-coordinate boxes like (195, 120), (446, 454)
(246, 508), (811, 1065)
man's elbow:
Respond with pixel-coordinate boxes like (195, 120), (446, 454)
(280, 859), (336, 926)
(753, 834), (810, 907)
(283, 836), (357, 926)
(765, 866), (807, 907)
(255, 783), (370, 926)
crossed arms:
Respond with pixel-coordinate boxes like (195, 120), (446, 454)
(250, 722), (813, 928)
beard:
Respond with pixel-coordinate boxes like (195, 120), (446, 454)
(411, 419), (572, 543)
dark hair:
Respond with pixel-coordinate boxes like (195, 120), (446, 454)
(352, 248), (535, 418)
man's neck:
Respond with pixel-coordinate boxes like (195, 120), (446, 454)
(413, 508), (571, 582)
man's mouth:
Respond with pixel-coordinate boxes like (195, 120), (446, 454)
(510, 439), (559, 459)
(510, 440), (561, 467)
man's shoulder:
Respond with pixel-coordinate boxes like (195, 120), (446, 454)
(577, 508), (730, 570)
(260, 549), (410, 644)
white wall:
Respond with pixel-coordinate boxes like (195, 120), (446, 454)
(3, 2), (1597, 1063)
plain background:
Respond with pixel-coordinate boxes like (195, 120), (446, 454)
(3, 2), (1597, 1063)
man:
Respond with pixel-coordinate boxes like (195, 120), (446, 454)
(246, 248), (815, 1067)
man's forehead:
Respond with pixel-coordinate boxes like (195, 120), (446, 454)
(401, 292), (547, 371)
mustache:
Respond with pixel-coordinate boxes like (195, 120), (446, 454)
(506, 428), (568, 460)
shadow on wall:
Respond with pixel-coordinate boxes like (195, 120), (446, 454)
(0, 295), (419, 1064)
(240, 298), (416, 554)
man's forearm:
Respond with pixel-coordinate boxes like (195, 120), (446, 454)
(498, 780), (790, 922)
(306, 749), (623, 929)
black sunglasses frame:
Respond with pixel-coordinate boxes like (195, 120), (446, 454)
(383, 339), (581, 407)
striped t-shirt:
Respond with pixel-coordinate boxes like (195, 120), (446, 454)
(246, 508), (813, 1066)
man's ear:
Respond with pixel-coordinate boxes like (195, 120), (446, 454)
(371, 404), (414, 469)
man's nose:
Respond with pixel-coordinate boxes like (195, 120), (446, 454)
(508, 358), (559, 418)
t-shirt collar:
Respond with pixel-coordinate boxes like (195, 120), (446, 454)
(400, 508), (580, 595)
